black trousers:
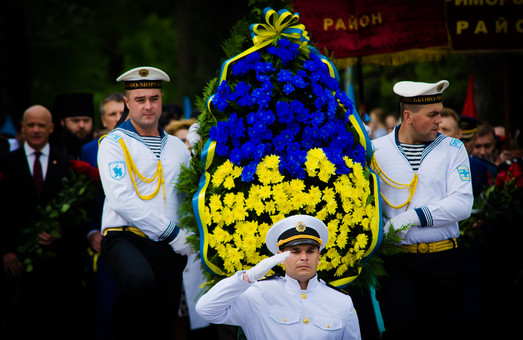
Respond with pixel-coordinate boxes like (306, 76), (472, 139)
(101, 231), (187, 340)
(377, 248), (463, 340)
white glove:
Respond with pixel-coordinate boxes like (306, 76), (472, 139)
(169, 228), (195, 256)
(384, 210), (420, 239)
(186, 123), (200, 148)
(245, 251), (290, 283)
(364, 123), (371, 136)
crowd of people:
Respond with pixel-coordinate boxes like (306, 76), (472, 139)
(0, 67), (522, 340)
(0, 71), (207, 339)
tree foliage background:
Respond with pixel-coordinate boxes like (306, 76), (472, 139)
(0, 0), (521, 135)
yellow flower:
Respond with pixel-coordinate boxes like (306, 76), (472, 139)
(264, 200), (276, 215)
(305, 148), (324, 177)
(223, 207), (238, 225)
(223, 177), (235, 189)
(326, 219), (339, 247)
(212, 226), (233, 245)
(223, 192), (236, 208)
(259, 185), (272, 199)
(263, 154), (280, 168)
(354, 233), (368, 252)
(209, 194), (223, 213)
(318, 160), (336, 183)
(212, 160), (242, 189)
(335, 263), (348, 277)
(258, 222), (271, 243)
(256, 155), (284, 185)
(270, 213), (285, 225)
(306, 186), (322, 206)
(241, 233), (258, 254)
(336, 224), (349, 249)
(326, 248), (341, 267)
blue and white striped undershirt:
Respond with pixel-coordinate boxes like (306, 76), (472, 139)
(142, 136), (162, 158)
(400, 143), (425, 171)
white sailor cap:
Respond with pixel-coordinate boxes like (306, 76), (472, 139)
(265, 215), (329, 254)
(393, 80), (449, 104)
(116, 66), (170, 90)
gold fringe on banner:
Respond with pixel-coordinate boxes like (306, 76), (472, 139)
(334, 45), (451, 68)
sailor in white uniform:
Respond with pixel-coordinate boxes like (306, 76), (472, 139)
(195, 215), (362, 340)
(371, 80), (473, 340)
(98, 66), (192, 339)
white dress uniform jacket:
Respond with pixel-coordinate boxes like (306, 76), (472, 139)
(98, 120), (191, 241)
(196, 272), (361, 340)
(372, 127), (473, 245)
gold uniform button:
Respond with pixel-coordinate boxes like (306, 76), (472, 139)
(282, 318), (286, 322)
(303, 318), (309, 324)
(301, 293), (307, 299)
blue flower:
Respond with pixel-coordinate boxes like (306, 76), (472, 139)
(267, 38), (300, 65)
(234, 81), (251, 97)
(283, 83), (294, 94)
(228, 113), (246, 139)
(232, 59), (250, 76)
(250, 87), (271, 108)
(310, 111), (325, 127)
(213, 81), (232, 111)
(209, 121), (229, 144)
(291, 71), (308, 88)
(253, 61), (275, 74)
(256, 73), (271, 83)
(277, 69), (293, 82)
(241, 162), (257, 182)
(229, 150), (243, 165)
(276, 101), (294, 124)
(353, 144), (366, 165)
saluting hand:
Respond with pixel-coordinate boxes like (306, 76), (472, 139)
(244, 251), (291, 283)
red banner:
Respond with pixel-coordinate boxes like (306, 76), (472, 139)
(446, 0), (523, 51)
(292, 0), (449, 59)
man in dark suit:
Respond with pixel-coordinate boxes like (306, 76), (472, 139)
(0, 105), (88, 339)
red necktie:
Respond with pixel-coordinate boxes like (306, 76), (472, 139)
(33, 151), (43, 196)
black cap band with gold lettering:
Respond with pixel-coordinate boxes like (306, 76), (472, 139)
(400, 94), (443, 105)
(124, 80), (163, 90)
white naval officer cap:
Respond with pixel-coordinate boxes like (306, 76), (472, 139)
(116, 66), (170, 90)
(265, 215), (329, 254)
(393, 80), (449, 104)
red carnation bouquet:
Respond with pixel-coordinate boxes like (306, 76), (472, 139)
(17, 160), (101, 272)
(460, 160), (523, 245)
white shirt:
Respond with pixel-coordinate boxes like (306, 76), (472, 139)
(97, 120), (191, 241)
(196, 272), (361, 340)
(24, 142), (50, 180)
(372, 127), (473, 245)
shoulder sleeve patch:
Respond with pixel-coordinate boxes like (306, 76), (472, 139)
(449, 138), (463, 149)
(457, 165), (471, 181)
(107, 131), (122, 142)
(109, 161), (127, 180)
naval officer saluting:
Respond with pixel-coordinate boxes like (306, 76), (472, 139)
(195, 214), (362, 340)
(371, 80), (473, 340)
(98, 66), (193, 339)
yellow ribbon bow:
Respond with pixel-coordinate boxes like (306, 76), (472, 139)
(217, 8), (309, 83)
(250, 8), (310, 47)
